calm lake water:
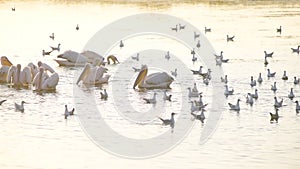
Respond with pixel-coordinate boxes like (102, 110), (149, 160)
(1, 1), (300, 169)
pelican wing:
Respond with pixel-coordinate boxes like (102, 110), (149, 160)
(145, 72), (173, 85)
(76, 64), (90, 84)
(95, 66), (107, 79)
(58, 50), (87, 63)
(20, 67), (32, 84)
(42, 73), (59, 89)
(81, 50), (104, 63)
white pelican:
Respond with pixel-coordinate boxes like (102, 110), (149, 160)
(226, 35), (235, 42)
(0, 56), (13, 83)
(106, 55), (119, 65)
(163, 90), (172, 101)
(191, 109), (205, 123)
(65, 105), (75, 119)
(288, 88), (295, 100)
(100, 89), (108, 100)
(76, 63), (109, 85)
(7, 64), (32, 87)
(264, 51), (274, 58)
(133, 65), (174, 89)
(228, 99), (240, 111)
(143, 93), (157, 104)
(32, 67), (59, 91)
(270, 109), (279, 123)
(15, 101), (26, 112)
(158, 112), (177, 132)
(0, 100), (6, 105)
(282, 70), (288, 80)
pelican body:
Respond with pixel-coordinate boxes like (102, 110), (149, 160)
(77, 63), (109, 85)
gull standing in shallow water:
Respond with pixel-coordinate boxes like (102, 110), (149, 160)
(158, 112), (177, 132)
(15, 101), (26, 113)
(228, 99), (241, 111)
(64, 105), (75, 119)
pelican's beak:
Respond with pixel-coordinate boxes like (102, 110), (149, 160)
(133, 68), (147, 89)
(1, 56), (13, 66)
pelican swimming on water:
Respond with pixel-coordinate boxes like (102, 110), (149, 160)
(0, 56), (13, 83)
(32, 67), (59, 91)
(7, 64), (32, 87)
(76, 63), (110, 85)
(133, 65), (174, 89)
(55, 50), (104, 66)
(15, 101), (26, 112)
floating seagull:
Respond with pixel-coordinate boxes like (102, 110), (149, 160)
(192, 82), (198, 93)
(171, 25), (178, 32)
(100, 89), (108, 100)
(188, 87), (201, 98)
(295, 101), (300, 114)
(201, 69), (212, 80)
(131, 53), (139, 61)
(195, 95), (204, 107)
(119, 40), (124, 48)
(214, 51), (223, 59)
(294, 77), (300, 85)
(158, 112), (177, 132)
(165, 51), (170, 60)
(76, 24), (79, 31)
(191, 66), (203, 75)
(250, 76), (256, 87)
(12, 6), (15, 11)
(226, 35), (235, 42)
(194, 32), (200, 40)
(179, 24), (185, 30)
(196, 40), (201, 48)
(191, 48), (195, 55)
(271, 82), (277, 92)
(264, 56), (268, 66)
(203, 77), (209, 86)
(64, 105), (75, 119)
(282, 70), (288, 80)
(257, 73), (263, 83)
(228, 99), (241, 111)
(274, 96), (283, 108)
(190, 101), (199, 113)
(216, 58), (222, 66)
(191, 109), (205, 123)
(49, 33), (55, 40)
(288, 88), (295, 100)
(221, 75), (228, 84)
(267, 69), (276, 77)
(163, 90), (172, 101)
(276, 26), (282, 34)
(264, 51), (274, 58)
(15, 101), (26, 112)
(42, 49), (52, 56)
(171, 68), (177, 77)
(192, 53), (197, 62)
(143, 93), (157, 104)
(291, 46), (300, 54)
(224, 85), (234, 97)
(0, 100), (7, 105)
(220, 54), (229, 63)
(250, 89), (258, 99)
(133, 65), (174, 89)
(246, 93), (254, 106)
(204, 27), (211, 34)
(270, 109), (279, 123)
(50, 43), (61, 52)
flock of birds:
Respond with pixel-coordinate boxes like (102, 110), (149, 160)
(1, 6), (300, 132)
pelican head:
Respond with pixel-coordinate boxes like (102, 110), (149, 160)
(37, 61), (42, 67)
(1, 56), (13, 66)
(133, 65), (148, 89)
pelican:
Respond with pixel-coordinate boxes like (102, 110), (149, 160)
(250, 89), (258, 99)
(226, 35), (235, 42)
(171, 68), (177, 77)
(270, 109), (279, 123)
(246, 93), (254, 106)
(49, 33), (55, 40)
(264, 51), (274, 58)
(282, 70), (288, 80)
(288, 88), (295, 100)
(158, 112), (177, 131)
(276, 26), (282, 34)
(65, 105), (75, 119)
(188, 87), (201, 98)
(15, 101), (26, 112)
(0, 100), (6, 105)
(295, 101), (300, 114)
(55, 50), (104, 66)
(32, 67), (59, 91)
(106, 55), (119, 65)
(196, 40), (201, 48)
(165, 51), (170, 60)
(132, 53), (139, 61)
(250, 76), (256, 87)
(228, 99), (240, 111)
(294, 77), (300, 85)
(274, 96), (283, 108)
(133, 65), (174, 89)
(271, 82), (277, 92)
(224, 85), (234, 97)
(205, 27), (211, 34)
(50, 43), (60, 52)
(143, 93), (157, 104)
(194, 32), (200, 40)
(163, 90), (172, 101)
(267, 69), (276, 77)
(76, 64), (109, 85)
(191, 109), (205, 123)
(221, 75), (228, 84)
(291, 46), (300, 54)
(100, 89), (108, 100)
(0, 56), (13, 83)
(257, 73), (263, 83)
(7, 64), (32, 87)
(37, 61), (55, 73)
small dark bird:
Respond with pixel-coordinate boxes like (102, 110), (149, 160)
(291, 46), (300, 54)
(171, 25), (178, 32)
(76, 24), (79, 31)
(270, 109), (279, 123)
(276, 26), (282, 34)
(194, 32), (200, 40)
(264, 51), (274, 58)
(64, 105), (75, 119)
(191, 109), (205, 123)
(226, 35), (235, 42)
(50, 43), (61, 52)
(163, 90), (172, 101)
(11, 6), (15, 11)
(0, 100), (7, 105)
(100, 89), (108, 100)
(204, 27), (211, 34)
(49, 33), (55, 40)
(42, 50), (52, 56)
(119, 40), (124, 48)
(158, 112), (177, 132)
(179, 24), (185, 30)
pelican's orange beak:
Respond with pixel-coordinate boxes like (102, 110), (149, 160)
(1, 56), (13, 66)
(133, 68), (147, 89)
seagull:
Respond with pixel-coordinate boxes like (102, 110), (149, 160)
(12, 6), (15, 11)
(271, 82), (277, 92)
(191, 48), (195, 55)
(76, 24), (79, 31)
(179, 24), (185, 30)
(15, 101), (26, 113)
(195, 100), (208, 110)
(192, 53), (197, 62)
(194, 32), (200, 40)
(220, 54), (229, 63)
(291, 46), (300, 54)
(50, 43), (61, 52)
(64, 105), (75, 119)
(42, 50), (52, 56)
(143, 93), (157, 104)
(270, 108), (279, 123)
(276, 26), (282, 34)
(49, 33), (55, 40)
(224, 85), (234, 97)
(119, 40), (124, 48)
(226, 35), (235, 42)
(158, 112), (177, 131)
(191, 109), (205, 123)
(274, 96), (283, 108)
(0, 100), (7, 105)
(195, 95), (204, 107)
(100, 89), (108, 100)
(191, 66), (203, 75)
(192, 82), (198, 93)
(257, 73), (263, 84)
(171, 68), (177, 77)
(264, 51), (274, 58)
(216, 58), (222, 66)
(163, 90), (172, 101)
(267, 69), (276, 77)
(228, 99), (241, 111)
(250, 89), (258, 99)
(204, 27), (211, 34)
(295, 101), (300, 114)
(200, 69), (212, 80)
(221, 75), (228, 84)
(190, 101), (199, 113)
(132, 53), (139, 61)
(203, 77), (209, 86)
(294, 77), (300, 85)
(214, 51), (223, 59)
(250, 76), (256, 87)
(171, 25), (178, 32)
(196, 40), (201, 48)
(165, 51), (170, 60)
(264, 56), (268, 66)
(288, 88), (295, 100)
(282, 70), (288, 80)
(246, 93), (254, 106)
(188, 87), (201, 98)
